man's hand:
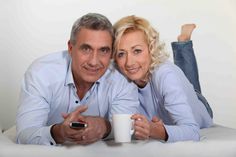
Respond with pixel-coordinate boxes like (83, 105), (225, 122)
(76, 116), (111, 145)
(51, 105), (88, 144)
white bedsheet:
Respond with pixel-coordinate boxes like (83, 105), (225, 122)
(1, 124), (236, 157)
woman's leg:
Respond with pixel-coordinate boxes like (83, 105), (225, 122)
(172, 24), (201, 93)
(171, 24), (213, 118)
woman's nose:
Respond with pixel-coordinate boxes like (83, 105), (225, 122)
(125, 54), (135, 67)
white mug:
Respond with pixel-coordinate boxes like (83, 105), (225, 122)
(112, 114), (134, 143)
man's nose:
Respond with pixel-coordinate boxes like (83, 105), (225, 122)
(88, 51), (99, 66)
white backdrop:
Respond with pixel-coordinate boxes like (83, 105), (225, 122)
(0, 0), (235, 130)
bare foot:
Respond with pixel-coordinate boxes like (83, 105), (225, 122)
(178, 24), (196, 42)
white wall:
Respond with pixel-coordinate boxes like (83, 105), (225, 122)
(0, 0), (235, 130)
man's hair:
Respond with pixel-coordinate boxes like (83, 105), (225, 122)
(70, 13), (114, 45)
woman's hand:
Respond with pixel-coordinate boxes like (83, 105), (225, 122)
(131, 114), (150, 140)
(150, 116), (168, 141)
(131, 114), (168, 141)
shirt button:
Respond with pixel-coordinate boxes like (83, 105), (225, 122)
(75, 100), (79, 104)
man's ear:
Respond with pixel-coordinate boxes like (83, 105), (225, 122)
(68, 40), (72, 55)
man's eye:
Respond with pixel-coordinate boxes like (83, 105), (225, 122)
(80, 45), (92, 53)
(100, 47), (111, 54)
(82, 47), (91, 53)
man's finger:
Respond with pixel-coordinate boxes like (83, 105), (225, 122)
(63, 106), (88, 122)
(61, 113), (69, 119)
(152, 116), (160, 122)
(73, 105), (88, 115)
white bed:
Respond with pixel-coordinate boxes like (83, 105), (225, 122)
(1, 124), (236, 157)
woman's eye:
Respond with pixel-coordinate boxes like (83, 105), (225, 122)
(116, 52), (125, 58)
(134, 49), (142, 54)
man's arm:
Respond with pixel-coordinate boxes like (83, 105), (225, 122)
(16, 70), (55, 145)
(50, 105), (92, 144)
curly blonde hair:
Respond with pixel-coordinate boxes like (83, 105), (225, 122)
(113, 15), (169, 75)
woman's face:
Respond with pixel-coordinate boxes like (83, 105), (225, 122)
(115, 30), (151, 82)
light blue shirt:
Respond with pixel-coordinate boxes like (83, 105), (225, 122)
(16, 51), (139, 145)
(138, 61), (213, 142)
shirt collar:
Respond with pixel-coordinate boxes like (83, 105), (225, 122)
(65, 59), (74, 86)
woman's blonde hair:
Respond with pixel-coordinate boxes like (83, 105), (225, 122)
(113, 15), (169, 75)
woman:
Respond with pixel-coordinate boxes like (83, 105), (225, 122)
(113, 16), (213, 142)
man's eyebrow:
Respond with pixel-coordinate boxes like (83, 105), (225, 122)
(100, 46), (111, 50)
(79, 43), (93, 49)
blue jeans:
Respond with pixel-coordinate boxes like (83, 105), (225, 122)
(171, 41), (213, 118)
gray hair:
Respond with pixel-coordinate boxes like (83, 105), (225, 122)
(70, 13), (114, 45)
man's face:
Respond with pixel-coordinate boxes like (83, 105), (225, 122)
(68, 28), (112, 85)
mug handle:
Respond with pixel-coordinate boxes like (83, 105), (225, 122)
(130, 119), (135, 135)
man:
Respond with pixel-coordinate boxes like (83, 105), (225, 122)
(16, 13), (139, 145)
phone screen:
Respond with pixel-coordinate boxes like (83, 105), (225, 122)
(70, 122), (87, 129)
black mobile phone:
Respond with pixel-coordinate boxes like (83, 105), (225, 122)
(69, 122), (88, 129)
